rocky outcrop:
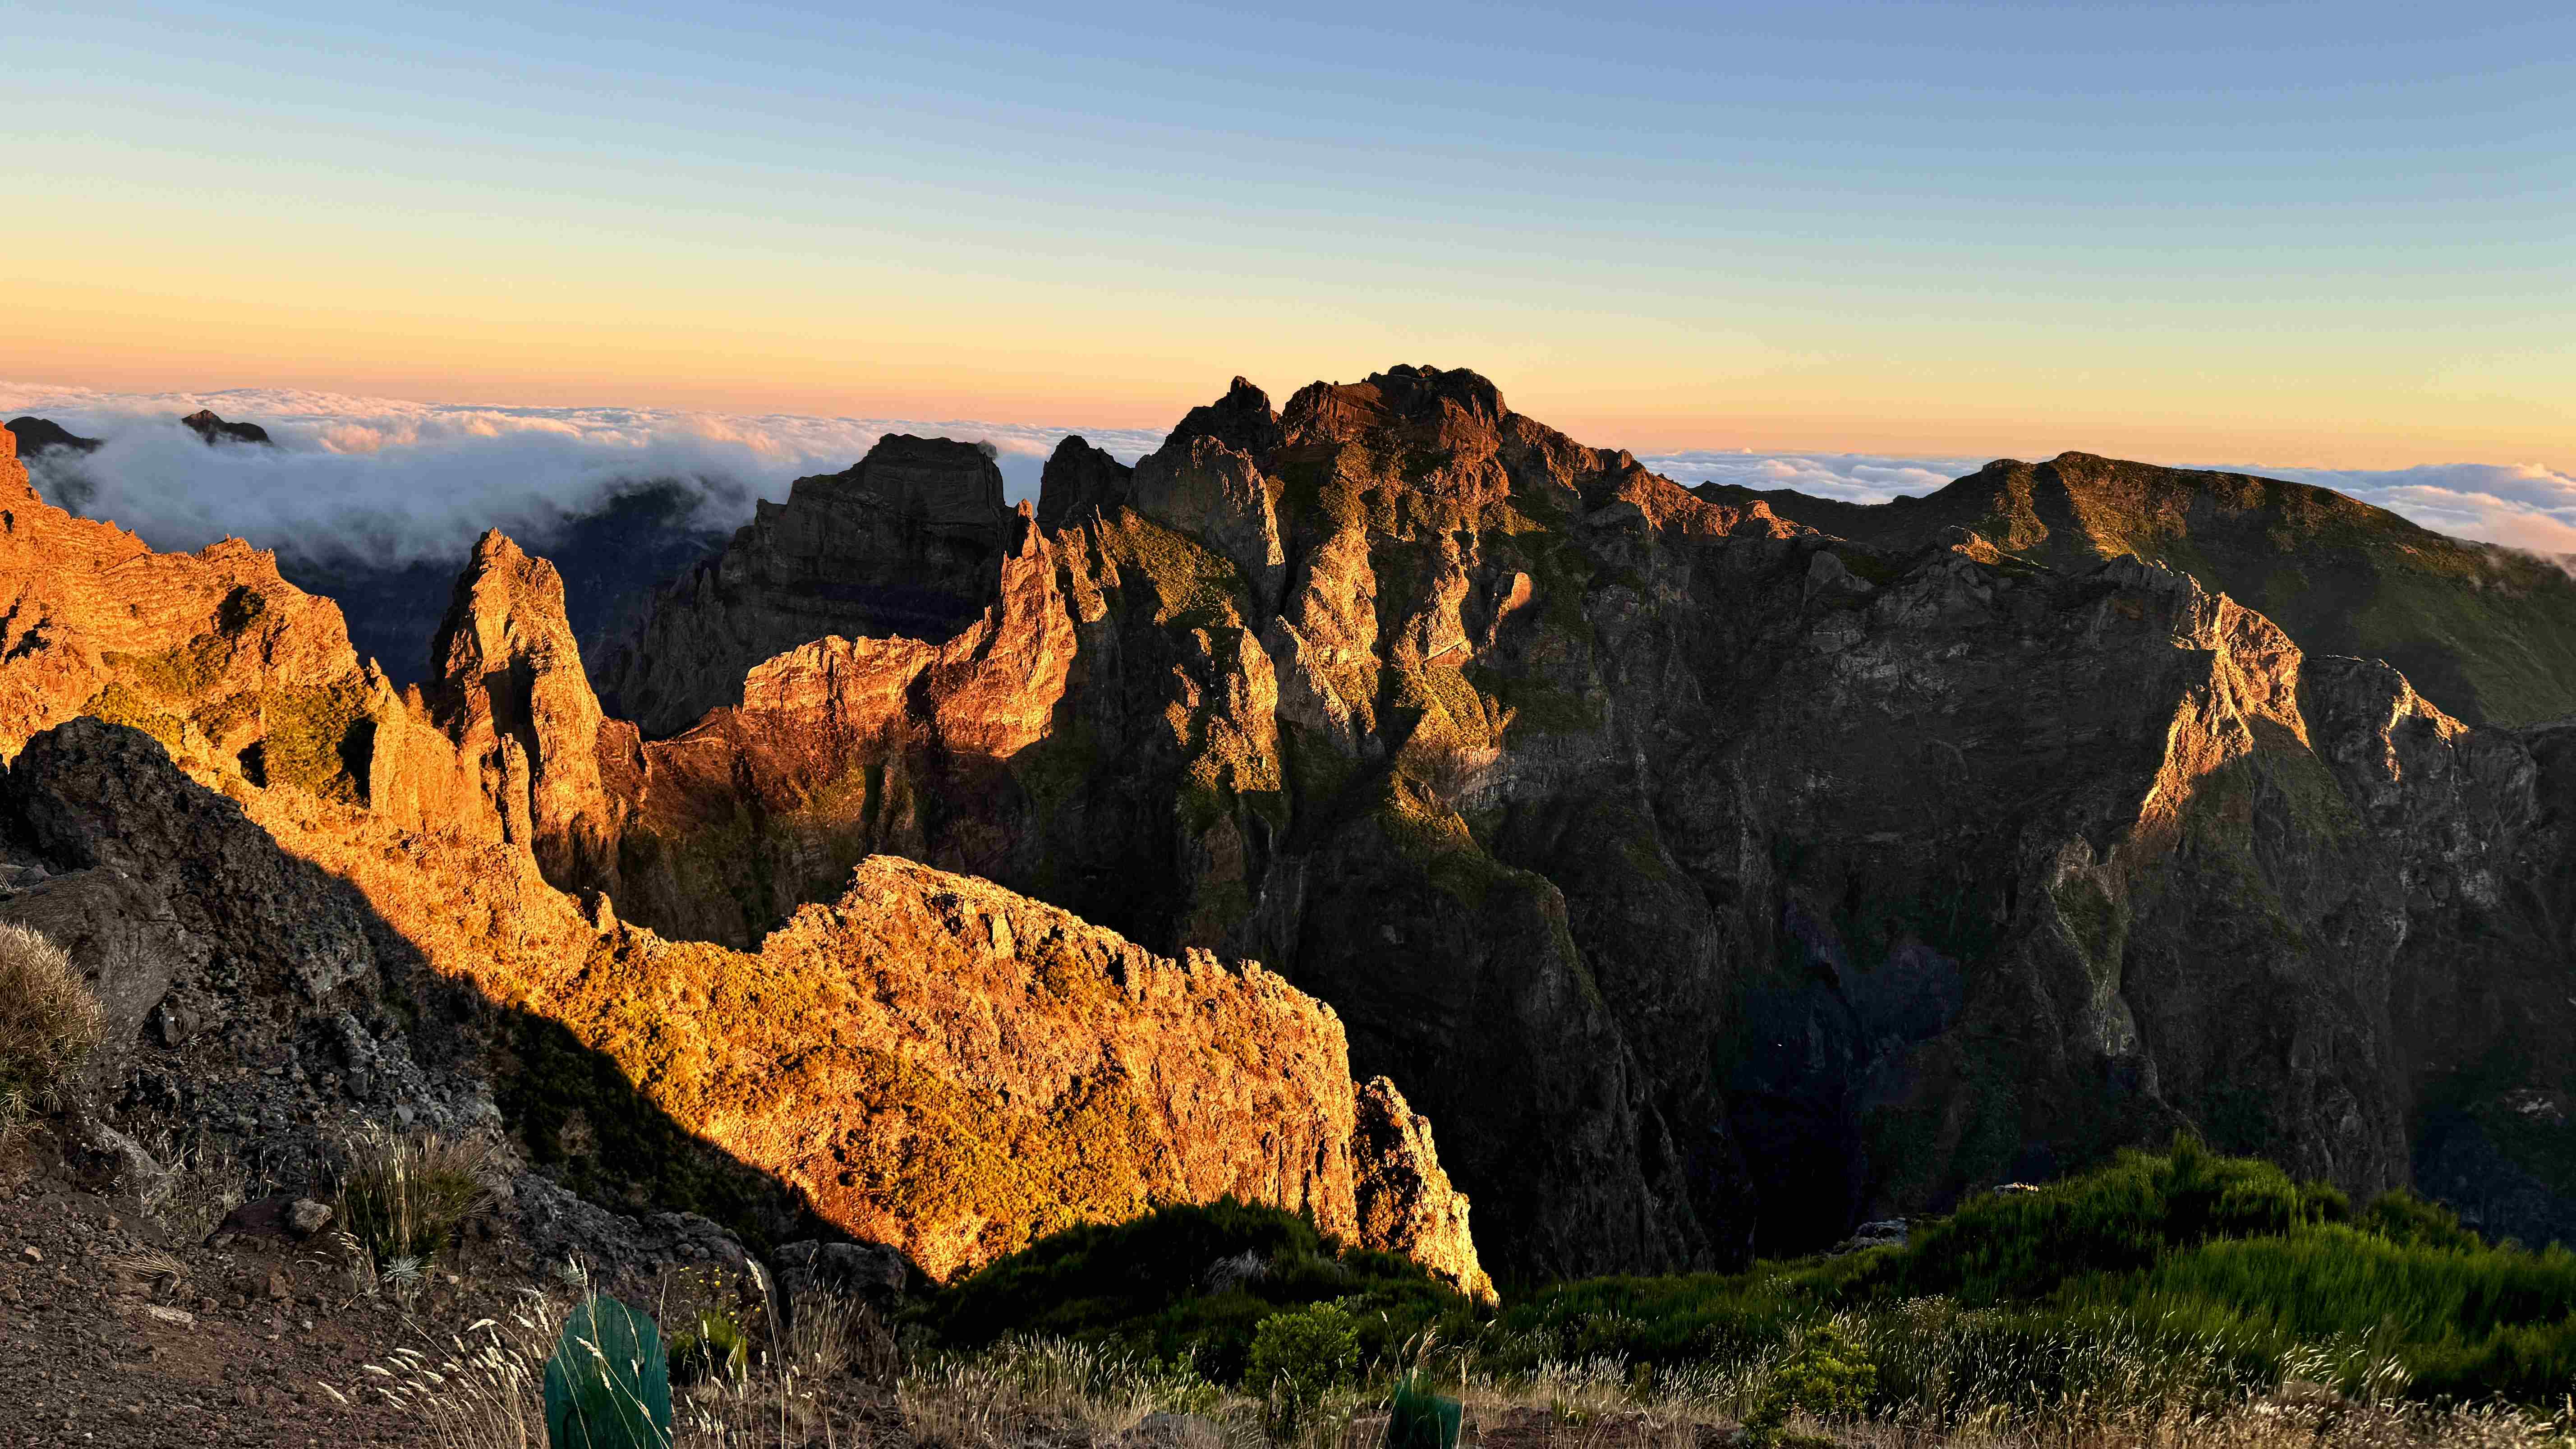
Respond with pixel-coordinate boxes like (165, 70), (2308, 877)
(572, 364), (2576, 1275)
(597, 435), (1013, 735)
(179, 409), (271, 446)
(1352, 1076), (1495, 1302)
(1035, 436), (1132, 532)
(1695, 452), (2576, 727)
(428, 530), (628, 895)
(4, 416), (102, 456)
(0, 417), (1500, 1291)
(547, 855), (1486, 1283)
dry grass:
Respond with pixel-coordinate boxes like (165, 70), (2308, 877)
(332, 1279), (895, 1449)
(130, 1128), (250, 1241)
(892, 1331), (2576, 1449)
(898, 1334), (1243, 1449)
(336, 1123), (499, 1272)
(0, 922), (102, 1127)
(327, 1290), (570, 1449)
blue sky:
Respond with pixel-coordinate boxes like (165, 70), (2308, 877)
(7, 1), (2574, 464)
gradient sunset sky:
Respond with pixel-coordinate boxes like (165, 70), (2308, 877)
(11, 1), (2574, 466)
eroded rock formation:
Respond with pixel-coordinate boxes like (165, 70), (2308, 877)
(20, 365), (2576, 1283)
(598, 435), (1013, 735)
(575, 365), (2576, 1274)
(0, 418), (1495, 1290)
(1696, 451), (2576, 727)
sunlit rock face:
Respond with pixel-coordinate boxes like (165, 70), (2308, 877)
(17, 365), (2576, 1284)
(572, 364), (2576, 1277)
(0, 419), (1496, 1295)
(597, 433), (1013, 736)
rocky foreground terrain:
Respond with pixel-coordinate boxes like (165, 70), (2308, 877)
(3, 363), (2575, 1311)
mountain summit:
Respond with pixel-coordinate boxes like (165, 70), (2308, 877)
(7, 370), (2576, 1284)
(1696, 450), (2576, 726)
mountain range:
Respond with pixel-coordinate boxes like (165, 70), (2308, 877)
(5, 366), (2575, 1289)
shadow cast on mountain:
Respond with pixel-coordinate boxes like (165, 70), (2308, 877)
(0, 717), (839, 1275)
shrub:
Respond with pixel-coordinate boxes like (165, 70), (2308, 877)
(0, 923), (101, 1118)
(667, 1305), (752, 1386)
(1746, 1318), (1876, 1442)
(335, 1124), (496, 1269)
(921, 1198), (1475, 1382)
(1862, 1132), (2351, 1302)
(1385, 1372), (1463, 1449)
(1244, 1301), (1360, 1425)
(2360, 1188), (2484, 1252)
(1501, 1139), (2576, 1408)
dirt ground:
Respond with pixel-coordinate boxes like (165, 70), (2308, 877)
(0, 1168), (895, 1448)
(0, 1174), (430, 1445)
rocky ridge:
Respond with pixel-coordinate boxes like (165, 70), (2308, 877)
(566, 366), (2576, 1273)
(15, 368), (2576, 1285)
(1695, 451), (2576, 727)
(597, 434), (1015, 735)
(0, 423), (1493, 1296)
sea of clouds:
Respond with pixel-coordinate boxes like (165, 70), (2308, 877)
(0, 382), (1167, 568)
(5, 382), (2572, 566)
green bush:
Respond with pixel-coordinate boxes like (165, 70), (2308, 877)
(920, 1198), (1476, 1382)
(666, 1305), (752, 1386)
(1495, 1139), (2576, 1408)
(1385, 1372), (1462, 1449)
(1862, 1133), (2351, 1303)
(2359, 1189), (2483, 1252)
(1747, 1318), (1876, 1441)
(1244, 1302), (1360, 1425)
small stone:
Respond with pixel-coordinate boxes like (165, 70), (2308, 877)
(285, 1200), (331, 1237)
(143, 1305), (193, 1328)
(16, 1245), (37, 1263)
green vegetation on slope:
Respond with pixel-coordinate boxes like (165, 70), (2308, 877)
(1507, 1138), (2576, 1404)
(920, 1199), (1478, 1385)
(928, 1141), (2576, 1409)
(1699, 455), (2576, 725)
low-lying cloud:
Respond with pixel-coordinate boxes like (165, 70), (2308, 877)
(7, 382), (2572, 570)
(0, 382), (1164, 569)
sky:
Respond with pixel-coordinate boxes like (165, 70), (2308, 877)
(6, 1), (2575, 468)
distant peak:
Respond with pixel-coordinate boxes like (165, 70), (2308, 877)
(1167, 375), (1283, 459)
(179, 409), (273, 447)
(4, 417), (104, 456)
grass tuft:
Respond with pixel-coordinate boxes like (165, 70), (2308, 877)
(335, 1125), (497, 1270)
(0, 922), (102, 1127)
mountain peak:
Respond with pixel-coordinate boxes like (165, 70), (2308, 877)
(1167, 375), (1283, 458)
(180, 409), (272, 446)
(4, 416), (103, 456)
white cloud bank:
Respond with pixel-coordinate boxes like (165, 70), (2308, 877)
(5, 382), (2570, 567)
(0, 382), (1164, 567)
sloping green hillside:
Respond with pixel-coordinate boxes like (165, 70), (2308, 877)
(1698, 452), (2576, 726)
(1511, 1138), (2576, 1404)
(934, 1141), (2576, 1408)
